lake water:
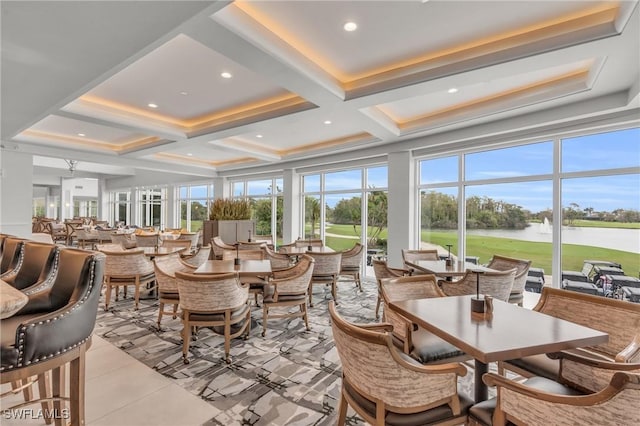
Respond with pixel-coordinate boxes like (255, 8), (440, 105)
(466, 223), (640, 254)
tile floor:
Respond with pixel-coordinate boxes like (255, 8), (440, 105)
(1, 291), (542, 426)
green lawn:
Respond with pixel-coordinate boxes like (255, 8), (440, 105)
(571, 220), (640, 229)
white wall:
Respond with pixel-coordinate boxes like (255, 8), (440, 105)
(0, 150), (34, 237)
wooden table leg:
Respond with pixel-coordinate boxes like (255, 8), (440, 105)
(474, 360), (488, 402)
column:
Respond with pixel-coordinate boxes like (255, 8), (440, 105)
(0, 150), (34, 237)
(387, 151), (415, 268)
(282, 169), (300, 244)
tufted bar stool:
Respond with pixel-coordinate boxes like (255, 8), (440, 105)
(1, 249), (105, 426)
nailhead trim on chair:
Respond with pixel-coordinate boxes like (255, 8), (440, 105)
(1, 255), (98, 371)
(1, 244), (25, 280)
(23, 249), (60, 296)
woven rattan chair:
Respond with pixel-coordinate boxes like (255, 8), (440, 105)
(96, 229), (115, 244)
(153, 253), (196, 330)
(181, 245), (211, 267)
(468, 372), (640, 426)
(211, 236), (234, 259)
(307, 251), (342, 307)
(75, 229), (100, 249)
(440, 268), (516, 301)
(372, 259), (408, 320)
(102, 249), (156, 310)
(402, 249), (439, 275)
(329, 302), (471, 426)
(264, 246), (292, 270)
(222, 249), (264, 261)
(95, 243), (125, 252)
(486, 254), (532, 306)
(261, 254), (315, 336)
(381, 275), (468, 365)
(110, 233), (136, 249)
(161, 239), (192, 253)
(178, 231), (200, 249)
(295, 238), (323, 248)
(339, 242), (364, 292)
(238, 241), (266, 250)
(175, 271), (251, 364)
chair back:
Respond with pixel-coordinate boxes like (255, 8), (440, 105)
(264, 246), (292, 270)
(102, 249), (154, 278)
(372, 259), (403, 283)
(487, 254), (532, 294)
(182, 245), (211, 267)
(211, 236), (234, 258)
(154, 252), (195, 293)
(135, 234), (159, 247)
(3, 242), (57, 291)
(402, 249), (439, 263)
(110, 233), (136, 249)
(0, 237), (24, 275)
(329, 302), (463, 410)
(238, 241), (266, 250)
(341, 243), (364, 269)
(295, 238), (323, 248)
(308, 251), (342, 276)
(222, 249), (264, 260)
(440, 268), (516, 301)
(175, 271), (247, 312)
(162, 239), (192, 252)
(4, 249), (105, 369)
(96, 243), (125, 252)
(178, 231), (200, 248)
(269, 255), (314, 296)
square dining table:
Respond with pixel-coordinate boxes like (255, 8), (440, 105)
(389, 295), (608, 402)
(194, 259), (272, 279)
(403, 259), (497, 278)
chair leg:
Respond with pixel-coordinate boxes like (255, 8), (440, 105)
(104, 281), (112, 311)
(331, 277), (338, 305)
(21, 378), (33, 402)
(308, 283), (314, 307)
(69, 347), (86, 426)
(182, 315), (191, 364)
(337, 390), (348, 426)
(262, 304), (268, 337)
(115, 284), (119, 301)
(356, 273), (362, 292)
(302, 302), (310, 331)
(134, 278), (141, 310)
(375, 294), (381, 320)
(157, 302), (164, 330)
(38, 373), (53, 425)
(224, 314), (231, 364)
(52, 365), (66, 426)
(172, 303), (178, 319)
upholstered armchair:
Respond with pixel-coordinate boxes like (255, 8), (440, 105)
(134, 233), (160, 248)
(264, 246), (292, 270)
(211, 236), (235, 259)
(468, 372), (640, 426)
(102, 249), (156, 310)
(339, 242), (364, 292)
(261, 254), (315, 336)
(175, 271), (250, 364)
(307, 251), (342, 307)
(181, 245), (211, 267)
(486, 254), (532, 306)
(153, 252), (196, 330)
(1, 249), (105, 426)
(2, 241), (57, 294)
(381, 275), (468, 364)
(372, 259), (408, 320)
(329, 302), (472, 426)
(0, 237), (24, 276)
(440, 268), (516, 301)
(401, 249), (439, 275)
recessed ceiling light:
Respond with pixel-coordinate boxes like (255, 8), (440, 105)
(77, 133), (86, 137)
(344, 22), (357, 32)
(220, 72), (232, 79)
(256, 134), (263, 138)
(186, 153), (193, 156)
(447, 88), (458, 94)
(324, 120), (332, 125)
(148, 103), (158, 108)
(180, 91), (188, 96)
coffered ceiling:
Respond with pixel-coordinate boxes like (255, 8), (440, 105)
(2, 0), (639, 182)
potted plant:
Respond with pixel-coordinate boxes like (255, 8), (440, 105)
(203, 199), (254, 245)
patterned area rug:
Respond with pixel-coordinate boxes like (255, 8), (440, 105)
(94, 278), (477, 425)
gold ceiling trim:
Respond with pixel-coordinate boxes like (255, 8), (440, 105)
(380, 68), (590, 130)
(154, 152), (257, 168)
(279, 132), (375, 156)
(77, 93), (309, 134)
(20, 130), (161, 153)
(235, 1), (617, 88)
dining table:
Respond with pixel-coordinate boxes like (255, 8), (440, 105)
(404, 259), (497, 279)
(389, 295), (608, 402)
(194, 259), (272, 278)
(138, 246), (187, 258)
(280, 246), (335, 255)
(1, 279), (28, 319)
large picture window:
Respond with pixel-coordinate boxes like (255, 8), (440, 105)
(177, 184), (213, 232)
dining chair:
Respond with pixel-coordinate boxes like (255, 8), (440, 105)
(102, 249), (156, 310)
(307, 251), (342, 306)
(439, 268), (516, 301)
(161, 238), (192, 253)
(134, 233), (160, 248)
(222, 249), (264, 261)
(261, 254), (315, 336)
(381, 275), (468, 364)
(0, 237), (25, 276)
(181, 245), (211, 267)
(75, 229), (100, 249)
(2, 241), (57, 293)
(175, 271), (251, 364)
(468, 372), (640, 426)
(401, 249), (439, 275)
(1, 249), (104, 426)
(295, 238), (323, 248)
(485, 254), (532, 306)
(64, 221), (83, 246)
(339, 242), (364, 292)
(153, 252), (196, 330)
(211, 236), (234, 259)
(110, 233), (136, 249)
(264, 246), (292, 270)
(372, 259), (409, 320)
(329, 302), (472, 426)
(178, 230), (200, 250)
